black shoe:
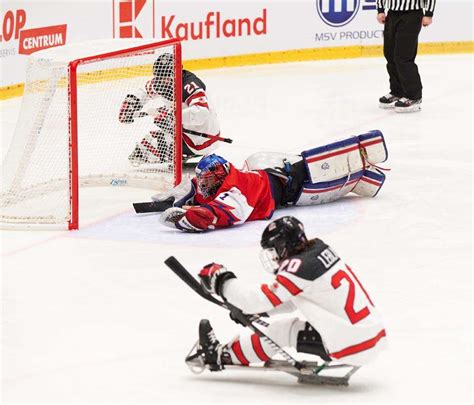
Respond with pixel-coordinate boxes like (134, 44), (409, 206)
(394, 97), (422, 113)
(199, 319), (223, 371)
(379, 93), (400, 109)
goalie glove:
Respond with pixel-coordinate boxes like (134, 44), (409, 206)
(159, 207), (203, 232)
(199, 263), (236, 297)
(119, 94), (143, 123)
(159, 206), (217, 232)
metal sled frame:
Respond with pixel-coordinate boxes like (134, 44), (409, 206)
(185, 340), (360, 386)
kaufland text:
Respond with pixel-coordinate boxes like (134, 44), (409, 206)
(161, 9), (267, 40)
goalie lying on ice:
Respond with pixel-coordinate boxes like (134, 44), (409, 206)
(156, 130), (389, 232)
(192, 216), (387, 370)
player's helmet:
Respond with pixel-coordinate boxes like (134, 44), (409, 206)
(153, 53), (174, 100)
(260, 216), (308, 273)
(153, 53), (174, 78)
(195, 154), (230, 198)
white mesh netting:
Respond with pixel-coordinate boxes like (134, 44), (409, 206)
(1, 39), (181, 229)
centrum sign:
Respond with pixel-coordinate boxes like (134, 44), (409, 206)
(18, 24), (67, 55)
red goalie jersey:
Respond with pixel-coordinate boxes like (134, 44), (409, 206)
(182, 163), (276, 231)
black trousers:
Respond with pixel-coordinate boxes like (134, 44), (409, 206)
(265, 160), (306, 207)
(383, 10), (423, 100)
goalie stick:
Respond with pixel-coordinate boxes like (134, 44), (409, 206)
(164, 256), (360, 385)
(133, 199), (174, 214)
(136, 111), (233, 143)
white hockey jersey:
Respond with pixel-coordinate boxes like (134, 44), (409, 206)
(134, 69), (221, 155)
(222, 239), (387, 366)
(180, 70), (220, 155)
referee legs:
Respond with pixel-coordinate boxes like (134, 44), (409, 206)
(384, 10), (424, 100)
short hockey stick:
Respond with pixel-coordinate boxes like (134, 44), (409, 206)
(164, 256), (303, 370)
(136, 111), (233, 143)
(164, 256), (223, 306)
(164, 256), (267, 324)
(183, 128), (233, 144)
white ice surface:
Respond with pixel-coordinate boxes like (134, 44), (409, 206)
(1, 54), (472, 403)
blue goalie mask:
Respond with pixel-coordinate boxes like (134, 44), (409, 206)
(195, 154), (230, 198)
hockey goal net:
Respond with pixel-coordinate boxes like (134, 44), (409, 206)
(1, 39), (182, 230)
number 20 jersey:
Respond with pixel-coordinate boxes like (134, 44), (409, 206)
(224, 239), (387, 365)
(275, 239), (387, 365)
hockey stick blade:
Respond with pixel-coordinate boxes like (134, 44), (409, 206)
(164, 256), (224, 307)
(133, 200), (173, 214)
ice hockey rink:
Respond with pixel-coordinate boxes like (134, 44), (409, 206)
(1, 54), (472, 403)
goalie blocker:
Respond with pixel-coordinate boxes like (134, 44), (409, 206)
(151, 130), (388, 232)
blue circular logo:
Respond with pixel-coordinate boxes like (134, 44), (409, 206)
(316, 0), (360, 27)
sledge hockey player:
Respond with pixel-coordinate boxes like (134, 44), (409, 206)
(156, 130), (389, 232)
(118, 53), (221, 165)
(188, 216), (387, 372)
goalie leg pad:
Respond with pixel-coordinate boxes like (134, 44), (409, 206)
(351, 167), (386, 197)
(357, 130), (388, 165)
(294, 130), (388, 205)
(301, 130), (387, 184)
(129, 131), (168, 166)
(295, 170), (364, 205)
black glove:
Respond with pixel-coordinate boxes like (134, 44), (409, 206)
(229, 311), (247, 326)
(198, 263), (236, 297)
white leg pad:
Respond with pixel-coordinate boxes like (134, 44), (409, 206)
(295, 130), (388, 205)
(351, 167), (386, 197)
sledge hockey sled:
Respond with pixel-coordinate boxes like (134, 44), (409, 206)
(185, 340), (359, 386)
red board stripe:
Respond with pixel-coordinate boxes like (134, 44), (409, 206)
(276, 275), (302, 295)
(251, 334), (270, 362)
(261, 284), (282, 307)
(231, 340), (250, 366)
(330, 329), (386, 359)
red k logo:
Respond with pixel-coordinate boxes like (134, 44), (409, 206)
(113, 0), (155, 38)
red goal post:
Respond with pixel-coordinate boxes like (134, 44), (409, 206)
(1, 39), (182, 230)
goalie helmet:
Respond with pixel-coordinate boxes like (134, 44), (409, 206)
(195, 154), (230, 198)
(260, 216), (308, 273)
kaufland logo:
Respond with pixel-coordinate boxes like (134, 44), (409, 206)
(113, 0), (155, 38)
(113, 0), (267, 40)
(317, 0), (360, 27)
